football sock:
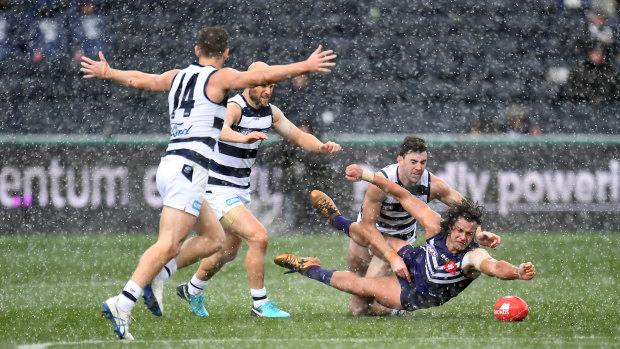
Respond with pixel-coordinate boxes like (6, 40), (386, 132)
(331, 215), (354, 237)
(188, 275), (208, 296)
(118, 280), (142, 312)
(305, 266), (335, 286)
(251, 287), (268, 307)
(158, 259), (177, 282)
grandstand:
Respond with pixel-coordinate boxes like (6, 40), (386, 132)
(1, 0), (619, 135)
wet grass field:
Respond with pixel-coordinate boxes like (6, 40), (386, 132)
(1, 232), (619, 348)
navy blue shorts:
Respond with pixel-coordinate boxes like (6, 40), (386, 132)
(396, 245), (439, 311)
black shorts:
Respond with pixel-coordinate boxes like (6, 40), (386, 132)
(396, 245), (439, 311)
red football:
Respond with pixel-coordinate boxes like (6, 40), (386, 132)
(493, 296), (528, 321)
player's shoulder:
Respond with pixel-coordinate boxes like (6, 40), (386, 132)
(429, 171), (451, 191)
(209, 67), (240, 82)
(379, 163), (398, 179)
(228, 93), (245, 105)
(216, 66), (241, 75)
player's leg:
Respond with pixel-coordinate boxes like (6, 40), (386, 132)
(225, 208), (289, 317)
(349, 254), (390, 315)
(177, 232), (241, 316)
(133, 207), (198, 286)
(147, 199), (227, 309)
(103, 206), (196, 339)
(310, 190), (371, 274)
(173, 200), (226, 268)
(274, 254), (403, 312)
(139, 157), (219, 320)
(346, 238), (372, 275)
(350, 236), (411, 316)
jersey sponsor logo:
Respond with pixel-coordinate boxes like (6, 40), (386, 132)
(443, 260), (457, 275)
(192, 200), (202, 211)
(171, 123), (194, 137)
(226, 197), (241, 206)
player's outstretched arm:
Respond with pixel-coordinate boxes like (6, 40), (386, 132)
(272, 106), (341, 153)
(346, 164), (442, 237)
(212, 45), (337, 91)
(474, 249), (536, 280)
(80, 51), (178, 91)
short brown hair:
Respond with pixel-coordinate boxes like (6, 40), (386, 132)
(399, 135), (428, 157)
(197, 26), (229, 58)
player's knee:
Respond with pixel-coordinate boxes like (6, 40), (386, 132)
(349, 301), (368, 317)
(157, 241), (181, 261)
(219, 243), (240, 263)
(347, 257), (369, 276)
(211, 229), (226, 250)
(247, 228), (268, 251)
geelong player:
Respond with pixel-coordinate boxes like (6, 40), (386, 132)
(329, 135), (500, 315)
(80, 26), (337, 340)
(161, 61), (341, 318)
(275, 166), (535, 315)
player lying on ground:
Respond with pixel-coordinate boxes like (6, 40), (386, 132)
(274, 165), (535, 316)
(343, 136), (500, 315)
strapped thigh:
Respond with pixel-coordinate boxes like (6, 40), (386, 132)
(219, 204), (246, 231)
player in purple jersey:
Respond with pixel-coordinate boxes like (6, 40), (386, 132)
(343, 136), (501, 315)
(275, 165), (535, 316)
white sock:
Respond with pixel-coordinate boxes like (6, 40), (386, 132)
(158, 259), (178, 282)
(118, 280), (142, 312)
(251, 287), (268, 308)
(188, 274), (209, 296)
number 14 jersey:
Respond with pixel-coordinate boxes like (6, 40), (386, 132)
(166, 63), (226, 164)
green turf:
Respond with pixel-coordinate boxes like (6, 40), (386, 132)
(1, 232), (619, 349)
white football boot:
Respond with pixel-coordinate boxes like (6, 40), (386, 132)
(101, 296), (135, 340)
(143, 274), (164, 316)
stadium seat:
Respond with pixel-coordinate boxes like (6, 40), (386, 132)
(0, 0), (613, 135)
(386, 101), (429, 133)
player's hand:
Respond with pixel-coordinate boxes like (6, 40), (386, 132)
(318, 141), (341, 154)
(345, 164), (363, 182)
(305, 45), (337, 73)
(476, 231), (501, 249)
(390, 256), (411, 283)
(80, 51), (110, 79)
(518, 262), (536, 280)
(244, 131), (268, 143)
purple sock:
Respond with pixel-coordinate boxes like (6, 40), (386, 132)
(332, 215), (354, 237)
(305, 266), (335, 286)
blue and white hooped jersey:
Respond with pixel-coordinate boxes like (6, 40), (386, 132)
(165, 63), (226, 169)
(362, 163), (430, 241)
(207, 93), (273, 191)
(412, 234), (479, 305)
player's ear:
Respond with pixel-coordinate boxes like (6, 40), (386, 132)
(222, 48), (229, 61)
(194, 45), (200, 58)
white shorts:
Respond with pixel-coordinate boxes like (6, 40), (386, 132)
(204, 187), (251, 220)
(156, 155), (209, 217)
